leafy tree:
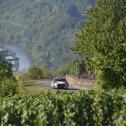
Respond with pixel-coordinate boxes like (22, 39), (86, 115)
(54, 64), (70, 77)
(19, 66), (52, 81)
(42, 68), (52, 79)
(28, 65), (43, 79)
(0, 57), (13, 82)
(74, 0), (126, 88)
(0, 57), (16, 96)
(68, 60), (87, 77)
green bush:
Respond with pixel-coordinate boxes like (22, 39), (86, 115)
(0, 77), (17, 97)
(0, 57), (13, 82)
(1, 90), (126, 126)
(68, 60), (87, 77)
(0, 57), (17, 97)
(27, 65), (43, 80)
(42, 68), (52, 79)
(20, 66), (52, 80)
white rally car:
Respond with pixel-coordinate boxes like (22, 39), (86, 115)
(51, 77), (69, 89)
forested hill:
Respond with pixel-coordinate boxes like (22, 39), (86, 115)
(0, 0), (95, 70)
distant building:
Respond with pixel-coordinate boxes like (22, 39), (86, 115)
(0, 47), (19, 73)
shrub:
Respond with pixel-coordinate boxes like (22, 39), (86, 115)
(0, 57), (17, 97)
(28, 65), (43, 80)
(0, 57), (13, 82)
(19, 66), (52, 80)
(0, 77), (17, 97)
(1, 90), (126, 126)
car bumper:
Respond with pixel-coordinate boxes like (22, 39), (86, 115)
(52, 84), (68, 89)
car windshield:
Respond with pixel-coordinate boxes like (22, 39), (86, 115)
(55, 78), (66, 82)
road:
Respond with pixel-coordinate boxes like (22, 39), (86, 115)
(37, 80), (81, 92)
(24, 79), (83, 95)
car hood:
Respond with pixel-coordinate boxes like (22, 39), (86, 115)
(56, 81), (66, 84)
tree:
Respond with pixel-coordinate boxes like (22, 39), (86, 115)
(28, 65), (43, 79)
(0, 57), (16, 96)
(42, 68), (52, 79)
(68, 60), (87, 77)
(74, 0), (126, 88)
(0, 57), (13, 82)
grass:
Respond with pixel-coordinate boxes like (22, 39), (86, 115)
(24, 86), (45, 95)
(20, 80), (50, 95)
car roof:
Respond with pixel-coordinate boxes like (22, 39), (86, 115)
(54, 77), (65, 79)
(54, 77), (66, 80)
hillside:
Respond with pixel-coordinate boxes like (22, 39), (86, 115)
(0, 0), (95, 70)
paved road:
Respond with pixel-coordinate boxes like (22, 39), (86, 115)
(37, 80), (81, 92)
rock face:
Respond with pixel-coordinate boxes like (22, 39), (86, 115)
(0, 0), (95, 70)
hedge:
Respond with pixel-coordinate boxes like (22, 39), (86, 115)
(0, 90), (126, 126)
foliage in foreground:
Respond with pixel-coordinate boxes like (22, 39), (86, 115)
(0, 57), (18, 97)
(1, 90), (126, 126)
(0, 57), (13, 82)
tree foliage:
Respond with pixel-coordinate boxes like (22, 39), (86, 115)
(20, 65), (52, 80)
(0, 57), (13, 82)
(0, 57), (17, 96)
(74, 0), (126, 88)
(68, 60), (87, 77)
(27, 65), (43, 80)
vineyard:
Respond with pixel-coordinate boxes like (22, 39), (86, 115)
(1, 90), (126, 126)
